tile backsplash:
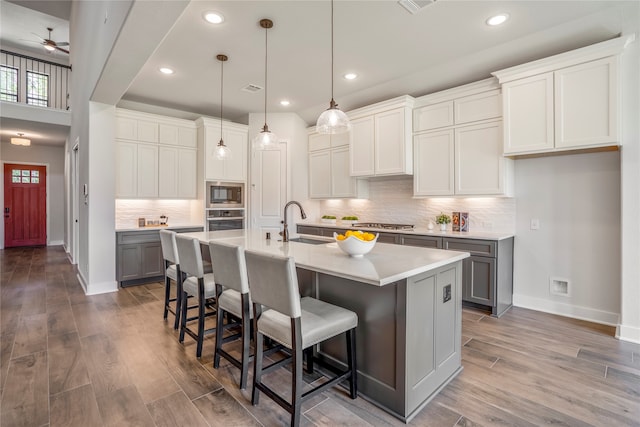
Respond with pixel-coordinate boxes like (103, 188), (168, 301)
(319, 177), (515, 233)
(115, 199), (203, 229)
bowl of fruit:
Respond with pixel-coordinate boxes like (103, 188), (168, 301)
(333, 230), (378, 257)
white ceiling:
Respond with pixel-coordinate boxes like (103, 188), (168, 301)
(0, 0), (634, 146)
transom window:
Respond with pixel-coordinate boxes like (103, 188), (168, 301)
(11, 168), (40, 184)
(0, 65), (18, 102)
(26, 71), (48, 107)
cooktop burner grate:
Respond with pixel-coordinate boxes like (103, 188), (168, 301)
(352, 222), (415, 231)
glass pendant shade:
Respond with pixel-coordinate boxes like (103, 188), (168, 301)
(215, 139), (232, 160)
(316, 100), (351, 134)
(252, 125), (278, 149)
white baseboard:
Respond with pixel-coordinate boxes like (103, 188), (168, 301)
(512, 293), (619, 326)
(616, 324), (640, 344)
(85, 280), (118, 295)
(48, 240), (64, 246)
(77, 271), (88, 294)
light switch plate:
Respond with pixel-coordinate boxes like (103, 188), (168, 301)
(530, 219), (540, 230)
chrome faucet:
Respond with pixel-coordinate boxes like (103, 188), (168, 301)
(280, 201), (307, 242)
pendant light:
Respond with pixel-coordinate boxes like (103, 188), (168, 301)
(215, 54), (232, 160)
(253, 18), (278, 149)
(316, 0), (351, 134)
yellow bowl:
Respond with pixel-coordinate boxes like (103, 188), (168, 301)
(333, 232), (378, 257)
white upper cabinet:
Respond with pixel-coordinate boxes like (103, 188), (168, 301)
(492, 36), (630, 156)
(349, 96), (414, 177)
(413, 101), (454, 132)
(115, 109), (198, 199)
(308, 130), (369, 199)
(414, 130), (454, 196)
(198, 119), (248, 183)
(454, 89), (502, 125)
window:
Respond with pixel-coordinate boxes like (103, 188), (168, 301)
(26, 71), (48, 107)
(11, 168), (39, 184)
(0, 66), (18, 102)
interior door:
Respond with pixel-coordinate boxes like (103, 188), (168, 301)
(249, 143), (287, 236)
(4, 163), (47, 247)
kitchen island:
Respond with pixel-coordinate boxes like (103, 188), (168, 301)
(181, 229), (469, 422)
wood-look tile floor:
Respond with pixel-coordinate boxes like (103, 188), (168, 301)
(1, 246), (639, 426)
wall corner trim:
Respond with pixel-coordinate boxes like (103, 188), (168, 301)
(616, 324), (640, 345)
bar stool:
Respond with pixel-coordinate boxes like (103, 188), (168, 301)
(209, 241), (252, 389)
(159, 230), (182, 330)
(245, 250), (358, 426)
(175, 234), (217, 358)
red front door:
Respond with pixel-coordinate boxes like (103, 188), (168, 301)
(4, 163), (47, 247)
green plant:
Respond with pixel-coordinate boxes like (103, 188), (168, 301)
(435, 212), (451, 224)
(342, 216), (358, 220)
(322, 215), (336, 219)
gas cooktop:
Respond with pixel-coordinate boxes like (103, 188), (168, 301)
(352, 222), (415, 231)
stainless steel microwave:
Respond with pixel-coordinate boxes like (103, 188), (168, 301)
(207, 183), (244, 208)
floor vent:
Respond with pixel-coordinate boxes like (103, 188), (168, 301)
(242, 84), (263, 93)
(550, 277), (570, 297)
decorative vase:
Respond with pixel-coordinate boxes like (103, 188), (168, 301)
(440, 223), (447, 232)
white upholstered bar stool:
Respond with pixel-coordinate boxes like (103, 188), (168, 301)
(175, 234), (217, 358)
(209, 241), (253, 389)
(245, 250), (358, 426)
(159, 230), (182, 330)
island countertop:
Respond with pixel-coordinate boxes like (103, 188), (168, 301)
(180, 229), (469, 286)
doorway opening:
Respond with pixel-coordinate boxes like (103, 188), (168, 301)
(3, 163), (47, 247)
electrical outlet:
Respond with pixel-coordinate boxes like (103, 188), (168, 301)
(530, 218), (540, 230)
(443, 284), (451, 303)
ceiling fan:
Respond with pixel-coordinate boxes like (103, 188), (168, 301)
(32, 27), (69, 54)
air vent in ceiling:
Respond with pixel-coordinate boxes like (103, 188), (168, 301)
(242, 84), (263, 93)
(398, 0), (436, 15)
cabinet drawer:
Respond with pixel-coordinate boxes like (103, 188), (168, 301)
(117, 231), (160, 244)
(399, 235), (443, 249)
(443, 238), (496, 257)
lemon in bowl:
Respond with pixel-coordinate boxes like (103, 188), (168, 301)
(333, 230), (378, 257)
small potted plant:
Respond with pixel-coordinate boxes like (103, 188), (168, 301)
(321, 215), (337, 224)
(435, 213), (451, 232)
(341, 215), (359, 226)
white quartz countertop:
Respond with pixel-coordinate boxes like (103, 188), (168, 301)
(180, 229), (469, 286)
(115, 224), (204, 232)
(299, 222), (514, 241)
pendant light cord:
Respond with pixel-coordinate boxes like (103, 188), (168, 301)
(264, 22), (268, 128)
(220, 57), (224, 143)
(331, 0), (334, 103)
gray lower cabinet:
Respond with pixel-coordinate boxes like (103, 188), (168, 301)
(297, 224), (514, 317)
(116, 227), (203, 287)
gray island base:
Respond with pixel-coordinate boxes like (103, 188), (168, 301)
(181, 230), (469, 422)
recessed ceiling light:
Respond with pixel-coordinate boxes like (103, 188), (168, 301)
(486, 13), (509, 26)
(344, 73), (358, 80)
(159, 67), (174, 75)
(203, 11), (224, 24)
(280, 100), (291, 106)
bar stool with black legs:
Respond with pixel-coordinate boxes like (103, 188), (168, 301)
(245, 250), (358, 426)
(209, 241), (253, 389)
(159, 230), (182, 330)
(175, 234), (217, 358)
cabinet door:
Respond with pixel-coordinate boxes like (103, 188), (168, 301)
(159, 124), (178, 146)
(137, 120), (158, 143)
(115, 140), (137, 198)
(350, 116), (375, 176)
(463, 256), (495, 307)
(330, 132), (350, 148)
(158, 146), (178, 198)
(455, 121), (504, 195)
(554, 56), (618, 149)
(309, 132), (331, 152)
(413, 130), (454, 196)
(502, 73), (554, 154)
(140, 242), (164, 277)
(117, 245), (141, 281)
(137, 144), (159, 197)
(309, 150), (332, 199)
(454, 90), (501, 125)
(331, 147), (355, 198)
(222, 128), (248, 182)
(375, 108), (408, 175)
(205, 126), (225, 181)
(413, 101), (454, 132)
(178, 127), (197, 148)
(116, 117), (137, 140)
(177, 149), (197, 198)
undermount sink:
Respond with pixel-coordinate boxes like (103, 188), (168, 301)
(286, 237), (330, 245)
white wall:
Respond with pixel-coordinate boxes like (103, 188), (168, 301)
(0, 142), (66, 246)
(115, 199), (203, 229)
(513, 151), (621, 325)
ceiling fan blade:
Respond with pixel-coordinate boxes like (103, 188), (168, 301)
(31, 32), (46, 42)
(55, 46), (69, 54)
(56, 42), (69, 47)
